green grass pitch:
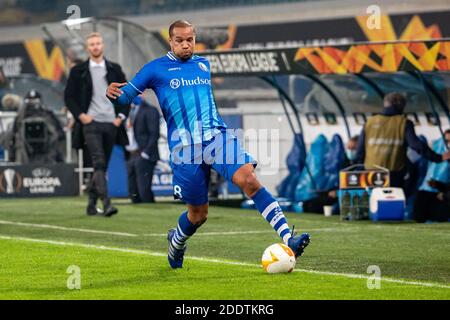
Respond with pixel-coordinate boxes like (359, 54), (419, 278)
(0, 197), (449, 299)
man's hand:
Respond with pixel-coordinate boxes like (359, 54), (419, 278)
(112, 118), (123, 127)
(106, 82), (127, 100)
(443, 151), (450, 161)
(79, 113), (93, 125)
(437, 192), (445, 201)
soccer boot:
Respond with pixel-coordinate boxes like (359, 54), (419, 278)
(167, 228), (186, 269)
(288, 226), (311, 258)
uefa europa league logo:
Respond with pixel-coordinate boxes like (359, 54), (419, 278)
(1, 169), (22, 194)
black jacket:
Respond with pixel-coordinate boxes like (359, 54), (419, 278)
(64, 59), (130, 149)
(133, 101), (160, 162)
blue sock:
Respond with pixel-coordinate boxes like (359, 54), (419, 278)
(252, 188), (292, 244)
(170, 211), (198, 250)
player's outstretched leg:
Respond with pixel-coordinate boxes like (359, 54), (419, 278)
(252, 187), (310, 257)
(167, 206), (207, 268)
(232, 164), (310, 258)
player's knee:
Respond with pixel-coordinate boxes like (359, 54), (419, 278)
(189, 206), (208, 225)
(193, 214), (207, 226)
(197, 215), (207, 226)
(245, 173), (260, 194)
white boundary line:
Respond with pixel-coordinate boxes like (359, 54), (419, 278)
(6, 218), (442, 238)
(142, 227), (352, 236)
(0, 219), (351, 237)
(0, 234), (448, 290)
(4, 218), (447, 238)
(141, 230), (274, 237)
(0, 220), (138, 237)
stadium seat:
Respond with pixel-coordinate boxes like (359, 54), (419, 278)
(294, 134), (329, 202)
(276, 133), (306, 200)
(323, 134), (346, 191)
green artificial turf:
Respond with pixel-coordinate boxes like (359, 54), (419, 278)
(0, 197), (448, 299)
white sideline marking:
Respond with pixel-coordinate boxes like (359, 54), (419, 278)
(295, 269), (450, 288)
(0, 234), (448, 290)
(142, 230), (274, 237)
(0, 219), (350, 238)
(0, 220), (138, 237)
(142, 227), (351, 237)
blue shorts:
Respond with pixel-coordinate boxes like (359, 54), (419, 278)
(170, 131), (256, 205)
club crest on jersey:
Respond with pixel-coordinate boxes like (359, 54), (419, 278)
(170, 78), (181, 89)
(198, 62), (208, 72)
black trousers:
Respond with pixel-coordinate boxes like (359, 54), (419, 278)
(82, 121), (117, 199)
(413, 190), (450, 222)
(127, 152), (156, 203)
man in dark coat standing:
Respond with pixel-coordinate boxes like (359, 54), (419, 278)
(126, 95), (160, 203)
(64, 32), (130, 216)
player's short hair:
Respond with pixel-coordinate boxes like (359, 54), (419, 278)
(86, 32), (103, 42)
(384, 92), (406, 109)
(444, 129), (450, 136)
(169, 20), (195, 37)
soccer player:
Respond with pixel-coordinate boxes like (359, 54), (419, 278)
(106, 20), (310, 269)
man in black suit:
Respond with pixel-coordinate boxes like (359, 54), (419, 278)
(126, 95), (160, 203)
(64, 32), (129, 216)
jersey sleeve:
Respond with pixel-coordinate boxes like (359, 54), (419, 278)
(109, 61), (157, 106)
(129, 61), (157, 93)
